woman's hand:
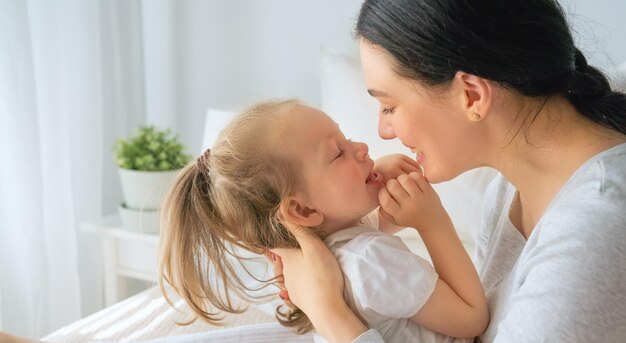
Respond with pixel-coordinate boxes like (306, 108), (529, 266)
(373, 154), (422, 181)
(270, 221), (368, 342)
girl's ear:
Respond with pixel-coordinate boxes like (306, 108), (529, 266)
(279, 196), (324, 228)
(454, 71), (493, 121)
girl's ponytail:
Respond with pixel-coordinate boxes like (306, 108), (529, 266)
(158, 99), (315, 334)
(565, 49), (626, 135)
(159, 161), (249, 325)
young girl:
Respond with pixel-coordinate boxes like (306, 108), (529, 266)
(158, 99), (488, 342)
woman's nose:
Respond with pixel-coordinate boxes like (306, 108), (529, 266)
(378, 113), (396, 140)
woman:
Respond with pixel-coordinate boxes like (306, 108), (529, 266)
(270, 0), (626, 342)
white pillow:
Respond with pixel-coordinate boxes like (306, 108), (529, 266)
(318, 47), (497, 246)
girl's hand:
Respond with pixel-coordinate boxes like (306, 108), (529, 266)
(373, 154), (422, 182)
(270, 221), (368, 342)
(379, 172), (448, 232)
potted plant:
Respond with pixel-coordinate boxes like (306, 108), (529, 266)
(112, 125), (191, 233)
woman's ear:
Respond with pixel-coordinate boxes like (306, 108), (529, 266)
(454, 71), (493, 121)
(279, 196), (324, 228)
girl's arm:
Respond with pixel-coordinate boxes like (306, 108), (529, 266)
(380, 172), (488, 338)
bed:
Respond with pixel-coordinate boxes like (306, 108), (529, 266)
(41, 282), (315, 342)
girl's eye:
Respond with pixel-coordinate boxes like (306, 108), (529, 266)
(381, 106), (395, 115)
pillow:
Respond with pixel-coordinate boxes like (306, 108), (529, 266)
(318, 47), (497, 246)
(201, 107), (241, 153)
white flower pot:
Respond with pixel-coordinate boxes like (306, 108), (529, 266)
(118, 203), (160, 234)
(118, 168), (180, 210)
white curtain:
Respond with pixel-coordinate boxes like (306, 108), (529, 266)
(0, 0), (146, 338)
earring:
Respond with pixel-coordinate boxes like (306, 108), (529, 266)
(471, 112), (482, 121)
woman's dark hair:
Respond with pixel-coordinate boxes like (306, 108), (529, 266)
(356, 0), (626, 134)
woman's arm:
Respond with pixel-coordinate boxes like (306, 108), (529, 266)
(380, 172), (488, 338)
(0, 332), (41, 343)
(270, 222), (380, 343)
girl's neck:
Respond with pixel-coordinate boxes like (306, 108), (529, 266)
(317, 218), (363, 239)
(492, 96), (626, 237)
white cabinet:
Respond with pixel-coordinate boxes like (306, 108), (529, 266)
(81, 215), (159, 306)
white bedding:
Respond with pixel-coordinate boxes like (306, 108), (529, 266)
(41, 285), (301, 342)
(41, 231), (474, 342)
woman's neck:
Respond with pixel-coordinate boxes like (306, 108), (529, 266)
(491, 96), (626, 238)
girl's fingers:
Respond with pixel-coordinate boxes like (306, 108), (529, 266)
(396, 173), (422, 196)
(409, 172), (431, 193)
(378, 207), (396, 224)
(401, 156), (422, 172)
(385, 179), (410, 201)
(378, 186), (400, 214)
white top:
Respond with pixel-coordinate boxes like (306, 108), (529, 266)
(474, 142), (626, 342)
(315, 212), (471, 343)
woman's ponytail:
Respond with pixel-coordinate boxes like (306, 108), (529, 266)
(565, 49), (626, 135)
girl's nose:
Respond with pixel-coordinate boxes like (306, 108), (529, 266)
(353, 141), (370, 161)
(378, 113), (396, 140)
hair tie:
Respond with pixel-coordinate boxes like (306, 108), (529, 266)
(196, 148), (211, 171)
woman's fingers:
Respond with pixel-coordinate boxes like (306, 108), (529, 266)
(269, 214), (346, 317)
(265, 250), (290, 300)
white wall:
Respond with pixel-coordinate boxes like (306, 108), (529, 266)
(140, 0), (364, 157)
(111, 0), (626, 215)
(561, 0), (626, 72)
(143, 0), (625, 156)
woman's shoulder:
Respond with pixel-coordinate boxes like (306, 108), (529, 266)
(552, 142), (626, 212)
(537, 143), (626, 246)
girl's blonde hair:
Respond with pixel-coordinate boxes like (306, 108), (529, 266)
(158, 99), (313, 334)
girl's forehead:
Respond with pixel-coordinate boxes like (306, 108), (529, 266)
(275, 108), (339, 160)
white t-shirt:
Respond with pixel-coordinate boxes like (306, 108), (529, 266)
(474, 142), (626, 342)
(314, 212), (471, 343)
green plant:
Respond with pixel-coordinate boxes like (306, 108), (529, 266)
(112, 125), (191, 171)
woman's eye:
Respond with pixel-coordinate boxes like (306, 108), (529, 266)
(381, 106), (395, 115)
(335, 150), (344, 159)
